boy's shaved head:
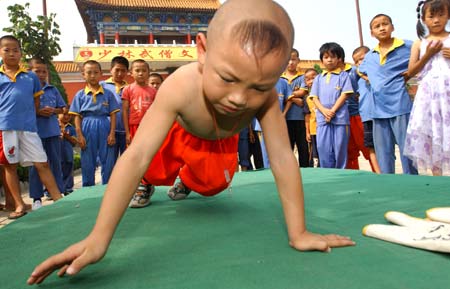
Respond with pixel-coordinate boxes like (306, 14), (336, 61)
(207, 0), (294, 60)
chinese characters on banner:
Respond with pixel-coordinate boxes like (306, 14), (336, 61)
(75, 46), (197, 62)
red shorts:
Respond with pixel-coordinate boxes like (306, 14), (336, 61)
(143, 122), (239, 196)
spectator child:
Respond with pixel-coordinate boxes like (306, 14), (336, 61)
(342, 58), (376, 172)
(303, 68), (320, 167)
(281, 49), (309, 167)
(352, 46), (381, 174)
(0, 35), (62, 219)
(358, 14), (418, 174)
(59, 111), (78, 194)
(122, 59), (157, 207)
(309, 42), (354, 169)
(28, 57), (66, 210)
(101, 56), (129, 161)
(404, 0), (450, 176)
(149, 72), (163, 90)
(69, 60), (120, 186)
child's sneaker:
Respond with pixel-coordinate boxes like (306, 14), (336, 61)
(129, 184), (155, 208)
(32, 199), (42, 211)
(167, 182), (191, 200)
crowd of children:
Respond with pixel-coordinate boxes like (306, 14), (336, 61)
(0, 0), (436, 285)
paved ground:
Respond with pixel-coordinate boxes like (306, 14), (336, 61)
(0, 168), (101, 228)
(0, 147), (406, 229)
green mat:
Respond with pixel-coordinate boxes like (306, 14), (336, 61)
(1, 168), (449, 289)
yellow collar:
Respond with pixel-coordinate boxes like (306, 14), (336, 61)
(84, 85), (105, 103)
(373, 38), (405, 65)
(105, 77), (127, 93)
(0, 65), (28, 82)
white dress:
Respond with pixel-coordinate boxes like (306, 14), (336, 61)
(404, 36), (450, 175)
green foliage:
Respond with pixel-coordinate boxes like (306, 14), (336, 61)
(74, 152), (81, 171)
(3, 3), (67, 102)
(17, 166), (29, 182)
(313, 64), (323, 74)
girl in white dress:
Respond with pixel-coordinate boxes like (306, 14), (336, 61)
(404, 0), (450, 176)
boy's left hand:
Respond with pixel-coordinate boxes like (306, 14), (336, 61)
(289, 230), (355, 252)
(107, 133), (116, 146)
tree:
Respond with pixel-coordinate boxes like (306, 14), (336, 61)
(3, 3), (68, 103)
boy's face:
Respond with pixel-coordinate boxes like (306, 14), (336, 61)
(110, 63), (128, 83)
(199, 38), (287, 116)
(370, 16), (394, 41)
(0, 39), (21, 67)
(352, 50), (367, 66)
(286, 51), (300, 73)
(31, 63), (48, 83)
(304, 70), (318, 88)
(131, 62), (150, 85)
(321, 52), (340, 71)
(82, 63), (102, 86)
(149, 76), (162, 90)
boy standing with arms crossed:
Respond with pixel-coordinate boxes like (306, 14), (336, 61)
(28, 1), (354, 284)
(358, 14), (417, 174)
(0, 35), (62, 219)
(69, 60), (120, 187)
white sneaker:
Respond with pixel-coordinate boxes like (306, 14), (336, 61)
(32, 200), (42, 211)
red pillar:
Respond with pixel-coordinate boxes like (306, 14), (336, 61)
(99, 31), (105, 44)
(186, 32), (191, 44)
(115, 32), (120, 44)
(149, 32), (154, 44)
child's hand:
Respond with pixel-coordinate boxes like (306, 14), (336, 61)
(27, 237), (108, 285)
(289, 230), (355, 252)
(78, 135), (86, 150)
(306, 131), (311, 143)
(442, 47), (450, 59)
(107, 133), (116, 146)
(38, 107), (55, 117)
(322, 108), (335, 120)
(126, 133), (131, 146)
(426, 39), (443, 56)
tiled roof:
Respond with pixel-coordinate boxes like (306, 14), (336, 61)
(76, 0), (221, 11)
(54, 61), (82, 73)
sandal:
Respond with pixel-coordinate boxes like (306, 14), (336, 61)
(129, 183), (155, 208)
(8, 210), (27, 220)
(167, 182), (191, 201)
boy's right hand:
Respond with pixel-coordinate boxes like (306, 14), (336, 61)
(289, 230), (355, 253)
(27, 237), (107, 285)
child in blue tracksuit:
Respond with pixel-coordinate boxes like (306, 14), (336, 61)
(309, 42), (354, 169)
(69, 60), (120, 186)
(59, 112), (77, 194)
(28, 58), (67, 208)
(100, 56), (129, 162)
(358, 14), (417, 175)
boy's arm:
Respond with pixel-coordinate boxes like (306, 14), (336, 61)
(107, 113), (117, 146)
(122, 100), (131, 145)
(28, 69), (184, 285)
(312, 96), (334, 121)
(259, 93), (354, 252)
(73, 115), (86, 150)
(407, 39), (442, 78)
(330, 92), (352, 114)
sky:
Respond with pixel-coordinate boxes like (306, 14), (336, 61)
(0, 0), (424, 63)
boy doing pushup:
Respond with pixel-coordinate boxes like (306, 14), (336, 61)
(28, 0), (354, 284)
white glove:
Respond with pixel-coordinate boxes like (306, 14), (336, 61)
(363, 211), (450, 253)
(426, 207), (450, 224)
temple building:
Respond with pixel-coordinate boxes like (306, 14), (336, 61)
(57, 0), (221, 101)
